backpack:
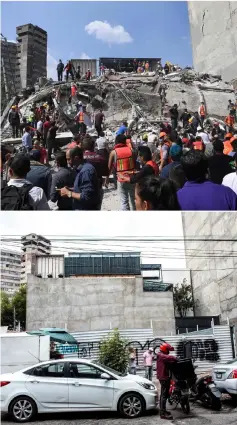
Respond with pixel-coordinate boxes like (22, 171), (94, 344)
(1, 184), (34, 210)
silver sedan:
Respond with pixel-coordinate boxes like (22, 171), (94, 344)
(212, 358), (237, 400)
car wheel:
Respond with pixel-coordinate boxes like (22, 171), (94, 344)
(119, 392), (145, 418)
(9, 396), (37, 423)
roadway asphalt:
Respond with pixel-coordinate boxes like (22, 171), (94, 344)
(2, 400), (237, 425)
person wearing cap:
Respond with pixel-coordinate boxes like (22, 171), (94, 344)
(160, 144), (182, 179)
(8, 106), (21, 138)
(143, 347), (154, 381)
(222, 153), (237, 195)
(76, 101), (83, 113)
(208, 139), (233, 184)
(157, 343), (177, 420)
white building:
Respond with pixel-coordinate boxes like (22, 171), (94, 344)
(21, 234), (51, 283)
(1, 249), (22, 296)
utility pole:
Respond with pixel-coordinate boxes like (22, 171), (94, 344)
(13, 306), (16, 331)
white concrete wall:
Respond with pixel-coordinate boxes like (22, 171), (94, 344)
(182, 212), (237, 330)
(188, 1), (237, 81)
(26, 275), (175, 335)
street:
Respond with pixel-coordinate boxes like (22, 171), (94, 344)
(2, 401), (237, 425)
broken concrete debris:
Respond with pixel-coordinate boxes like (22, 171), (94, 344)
(1, 67), (236, 147)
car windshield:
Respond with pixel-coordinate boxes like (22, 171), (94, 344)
(226, 358), (237, 365)
(93, 361), (128, 377)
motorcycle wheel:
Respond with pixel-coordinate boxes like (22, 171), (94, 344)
(180, 398), (190, 414)
(207, 392), (222, 411)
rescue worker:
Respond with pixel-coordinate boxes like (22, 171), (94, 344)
(64, 60), (74, 81)
(57, 59), (64, 82)
(121, 146), (159, 185)
(198, 102), (206, 127)
(75, 107), (87, 135)
(86, 69), (92, 81)
(159, 132), (172, 172)
(223, 133), (234, 156)
(225, 114), (235, 133)
(156, 343), (177, 420)
(71, 83), (77, 97)
(8, 106), (20, 138)
(107, 134), (136, 210)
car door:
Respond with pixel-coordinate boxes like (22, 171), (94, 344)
(25, 362), (69, 409)
(67, 362), (114, 409)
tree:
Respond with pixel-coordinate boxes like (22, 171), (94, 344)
(0, 290), (13, 326)
(173, 280), (196, 317)
(12, 284), (26, 328)
(99, 329), (129, 374)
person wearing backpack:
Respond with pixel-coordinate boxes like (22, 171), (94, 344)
(8, 106), (21, 138)
(1, 154), (50, 210)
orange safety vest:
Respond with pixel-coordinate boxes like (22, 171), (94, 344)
(160, 140), (172, 163)
(114, 144), (135, 182)
(193, 141), (204, 151)
(78, 112), (84, 123)
(200, 105), (205, 116)
(225, 115), (234, 126)
(71, 86), (77, 97)
(146, 160), (159, 176)
(223, 140), (233, 155)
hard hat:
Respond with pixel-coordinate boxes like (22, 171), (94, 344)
(159, 132), (167, 138)
(197, 126), (202, 131)
(142, 133), (148, 140)
(160, 343), (174, 354)
(12, 105), (16, 109)
(225, 133), (233, 139)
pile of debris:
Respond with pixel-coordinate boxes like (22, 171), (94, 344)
(1, 68), (236, 148)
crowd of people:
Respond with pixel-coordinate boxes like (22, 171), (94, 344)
(56, 59), (92, 82)
(1, 96), (237, 211)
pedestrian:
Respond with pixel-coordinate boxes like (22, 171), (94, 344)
(22, 126), (32, 153)
(160, 144), (183, 179)
(128, 347), (137, 375)
(164, 63), (169, 75)
(75, 65), (81, 80)
(198, 101), (206, 127)
(57, 59), (64, 82)
(159, 132), (172, 172)
(135, 176), (180, 211)
(8, 106), (20, 138)
(196, 126), (210, 145)
(50, 152), (76, 210)
(86, 69), (92, 81)
(180, 108), (191, 129)
(59, 147), (100, 210)
(208, 139), (233, 184)
(178, 150), (237, 210)
(156, 343), (177, 420)
(47, 121), (59, 161)
(43, 115), (52, 147)
(64, 60), (74, 81)
(67, 135), (82, 150)
(107, 134), (136, 210)
(36, 118), (43, 141)
(147, 130), (158, 154)
(222, 153), (237, 195)
(26, 150), (52, 200)
(32, 141), (48, 164)
(169, 104), (179, 130)
(95, 109), (105, 136)
(190, 112), (201, 135)
(1, 154), (49, 210)
(121, 146), (159, 185)
(143, 348), (154, 381)
(116, 121), (128, 136)
(75, 108), (87, 135)
(20, 117), (28, 136)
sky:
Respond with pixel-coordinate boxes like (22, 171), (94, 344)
(1, 1), (193, 80)
(0, 211), (187, 269)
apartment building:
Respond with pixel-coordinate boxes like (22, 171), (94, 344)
(0, 249), (22, 297)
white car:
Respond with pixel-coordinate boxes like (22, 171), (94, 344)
(212, 358), (237, 400)
(0, 358), (158, 422)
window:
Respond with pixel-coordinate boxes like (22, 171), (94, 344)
(32, 362), (65, 377)
(69, 363), (103, 379)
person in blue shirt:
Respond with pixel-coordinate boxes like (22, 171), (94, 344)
(116, 121), (128, 136)
(22, 127), (32, 152)
(59, 147), (100, 210)
(160, 144), (183, 180)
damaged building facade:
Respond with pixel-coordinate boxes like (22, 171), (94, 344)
(188, 1), (237, 83)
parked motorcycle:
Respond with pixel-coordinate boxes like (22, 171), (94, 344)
(169, 378), (191, 414)
(190, 374), (222, 410)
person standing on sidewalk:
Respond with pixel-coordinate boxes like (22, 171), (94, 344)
(156, 343), (177, 420)
(128, 347), (137, 375)
(143, 348), (154, 381)
(107, 134), (136, 210)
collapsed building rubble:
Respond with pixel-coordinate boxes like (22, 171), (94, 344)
(1, 68), (236, 149)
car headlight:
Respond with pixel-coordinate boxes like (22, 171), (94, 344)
(138, 382), (156, 390)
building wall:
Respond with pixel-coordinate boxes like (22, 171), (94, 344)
(71, 59), (97, 77)
(182, 212), (237, 332)
(188, 1), (237, 81)
(26, 275), (175, 335)
(0, 249), (22, 296)
(1, 41), (20, 104)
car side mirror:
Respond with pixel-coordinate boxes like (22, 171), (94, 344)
(101, 372), (111, 380)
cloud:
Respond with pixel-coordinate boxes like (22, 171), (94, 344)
(85, 20), (133, 45)
(80, 52), (91, 59)
(47, 49), (58, 80)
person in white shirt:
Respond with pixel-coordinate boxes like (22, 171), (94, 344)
(147, 131), (158, 154)
(222, 155), (237, 195)
(196, 126), (210, 145)
(6, 154), (50, 210)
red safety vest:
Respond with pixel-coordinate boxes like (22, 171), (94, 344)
(71, 86), (77, 97)
(193, 141), (204, 151)
(146, 160), (159, 176)
(225, 115), (234, 126)
(114, 144), (135, 182)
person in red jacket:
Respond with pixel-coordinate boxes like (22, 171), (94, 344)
(157, 343), (177, 420)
